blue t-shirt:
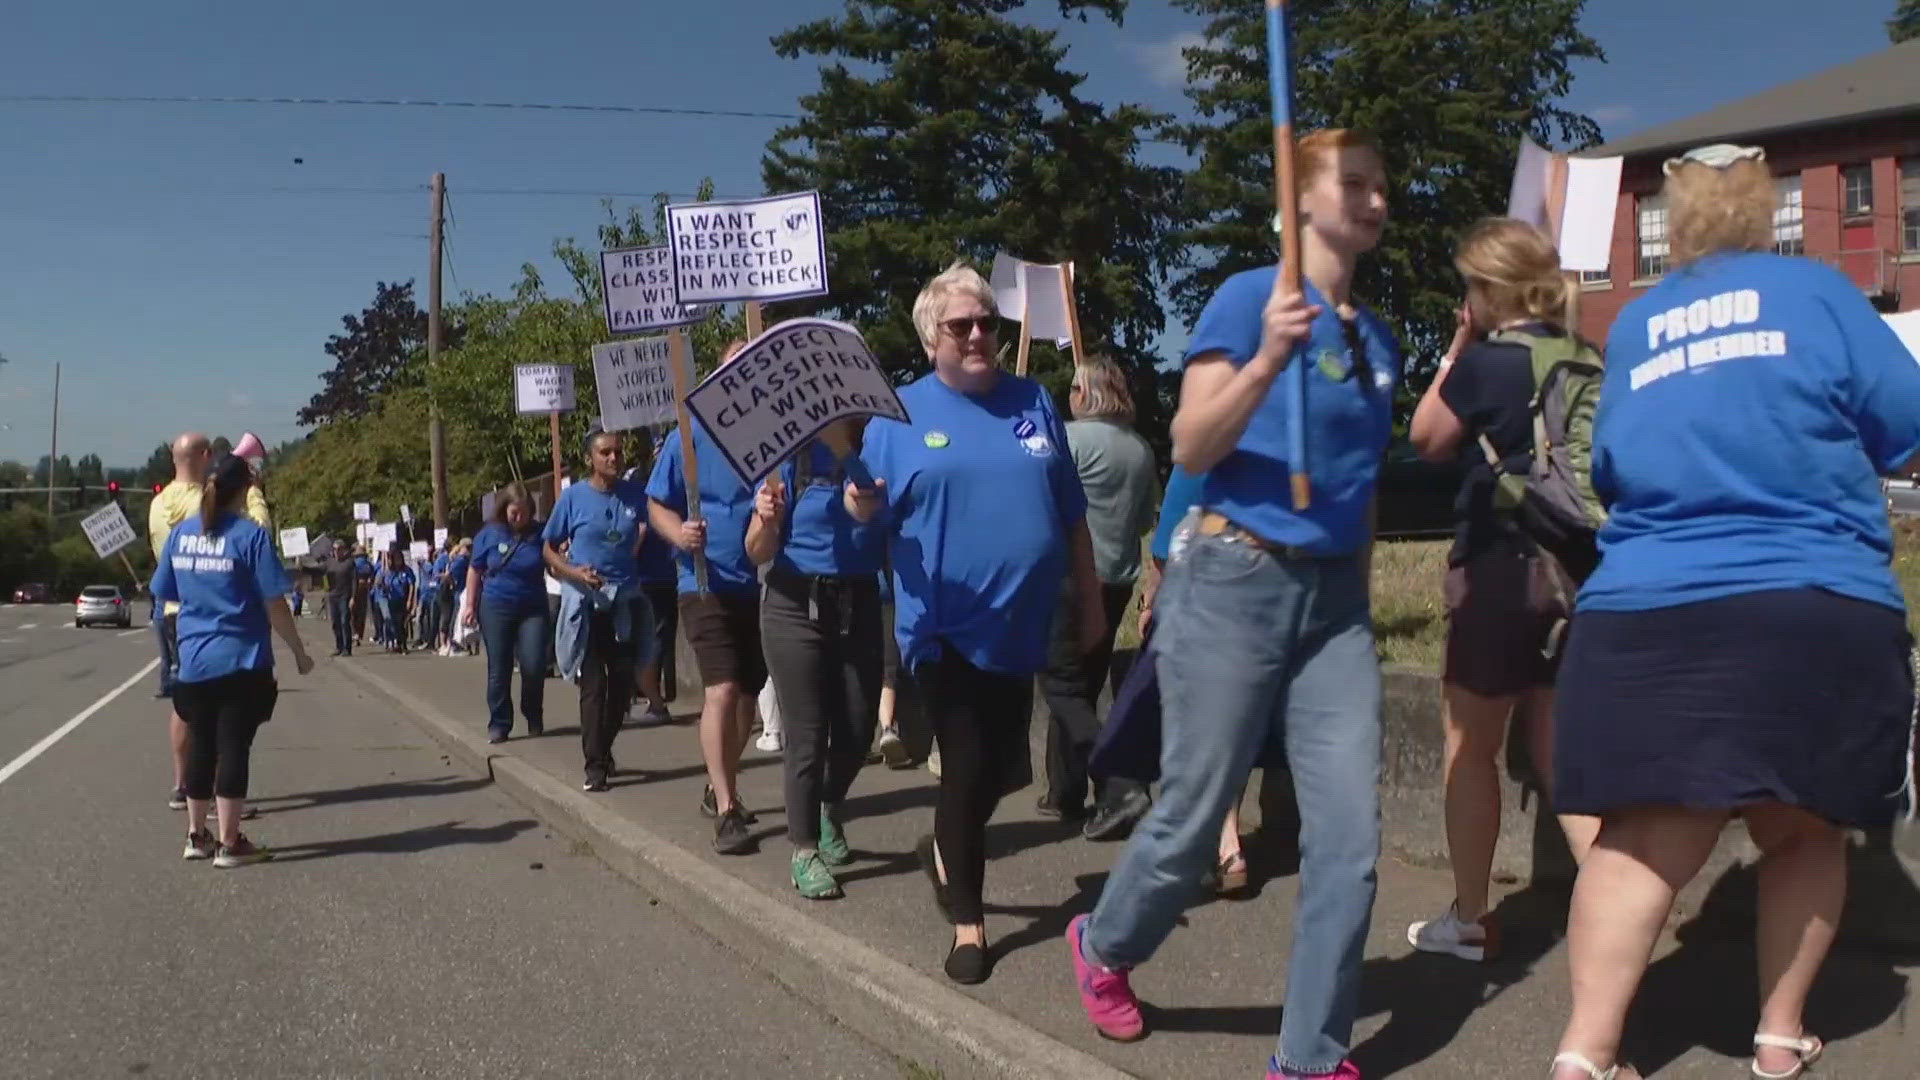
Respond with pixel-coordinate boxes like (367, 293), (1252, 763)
(472, 522), (548, 612)
(380, 566), (415, 602)
(420, 555), (441, 594)
(354, 556), (375, 586)
(445, 553), (470, 595)
(1185, 267), (1401, 555)
(646, 424), (758, 595)
(626, 466), (679, 585)
(543, 478), (649, 587)
(863, 371), (1088, 675)
(774, 440), (886, 578)
(1151, 466), (1207, 563)
(1581, 252), (1920, 614)
(152, 514), (292, 682)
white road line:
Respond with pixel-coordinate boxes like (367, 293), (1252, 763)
(117, 629), (145, 638)
(19, 623), (38, 630)
(0, 659), (160, 788)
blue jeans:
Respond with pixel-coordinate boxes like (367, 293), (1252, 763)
(152, 599), (177, 693)
(1081, 531), (1382, 1075)
(480, 602), (550, 736)
(329, 592), (353, 655)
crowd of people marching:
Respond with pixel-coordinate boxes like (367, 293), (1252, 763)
(146, 132), (1919, 1080)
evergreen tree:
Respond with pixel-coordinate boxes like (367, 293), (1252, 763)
(762, 0), (1187, 439)
(1170, 0), (1604, 390)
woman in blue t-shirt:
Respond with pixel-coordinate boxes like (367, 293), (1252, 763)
(378, 549), (415, 655)
(854, 262), (1103, 985)
(1543, 145), (1920, 1080)
(545, 430), (655, 793)
(462, 482), (550, 743)
(745, 419), (888, 901)
(152, 453), (314, 868)
(1067, 129), (1400, 1078)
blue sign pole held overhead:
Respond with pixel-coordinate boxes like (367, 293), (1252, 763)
(1266, 0), (1310, 511)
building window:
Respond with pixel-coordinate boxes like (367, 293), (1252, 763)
(1579, 269), (1610, 286)
(1902, 159), (1920, 253)
(1842, 163), (1873, 217)
(1773, 176), (1804, 256)
(1636, 194), (1668, 280)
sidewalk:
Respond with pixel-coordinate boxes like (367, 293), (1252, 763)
(332, 644), (1916, 1079)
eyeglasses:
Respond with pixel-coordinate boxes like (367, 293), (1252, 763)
(940, 316), (998, 339)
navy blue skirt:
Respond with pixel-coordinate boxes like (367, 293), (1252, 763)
(1554, 588), (1915, 828)
(1089, 627), (1287, 785)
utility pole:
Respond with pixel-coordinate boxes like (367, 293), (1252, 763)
(47, 361), (59, 519)
(428, 172), (449, 530)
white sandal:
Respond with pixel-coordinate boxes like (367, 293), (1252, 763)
(1551, 1052), (1628, 1079)
(1752, 1033), (1823, 1079)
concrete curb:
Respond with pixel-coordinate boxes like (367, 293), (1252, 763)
(335, 658), (1134, 1080)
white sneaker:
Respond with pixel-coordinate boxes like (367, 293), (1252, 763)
(876, 726), (910, 768)
(927, 746), (942, 779)
(755, 730), (784, 753)
(1407, 902), (1498, 961)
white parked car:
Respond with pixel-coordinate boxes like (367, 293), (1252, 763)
(75, 585), (133, 629)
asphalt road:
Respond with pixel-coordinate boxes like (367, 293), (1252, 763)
(0, 605), (906, 1080)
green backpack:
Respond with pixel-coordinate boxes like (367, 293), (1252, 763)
(1475, 329), (1607, 585)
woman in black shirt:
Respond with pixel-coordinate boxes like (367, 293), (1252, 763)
(1405, 217), (1601, 962)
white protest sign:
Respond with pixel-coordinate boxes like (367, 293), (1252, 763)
(1508, 139), (1622, 274)
(433, 527), (449, 549)
(409, 541), (430, 562)
(666, 191), (828, 305)
(593, 337), (677, 432)
(1558, 156), (1623, 273)
(989, 253), (1074, 348)
(515, 363), (576, 415)
(279, 527), (311, 559)
(683, 318), (909, 486)
(400, 504), (413, 525)
(1887, 310), (1920, 366)
(600, 244), (705, 335)
(80, 502), (137, 560)
(480, 489), (499, 524)
(352, 502), (372, 522)
(374, 522), (398, 551)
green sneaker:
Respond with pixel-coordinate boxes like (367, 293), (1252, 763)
(790, 851), (843, 900)
(818, 805), (852, 867)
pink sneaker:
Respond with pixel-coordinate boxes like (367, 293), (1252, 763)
(1068, 915), (1145, 1042)
(1266, 1059), (1360, 1079)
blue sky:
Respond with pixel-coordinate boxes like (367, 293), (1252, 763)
(0, 0), (1900, 466)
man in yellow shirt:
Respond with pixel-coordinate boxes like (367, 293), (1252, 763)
(152, 432), (272, 811)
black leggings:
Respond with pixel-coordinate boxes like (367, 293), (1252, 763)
(762, 572), (883, 847)
(174, 669), (279, 800)
(578, 602), (641, 776)
(915, 643), (1033, 925)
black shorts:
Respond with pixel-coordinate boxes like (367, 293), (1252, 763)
(1442, 543), (1565, 697)
(679, 590), (767, 694)
(1555, 588), (1915, 828)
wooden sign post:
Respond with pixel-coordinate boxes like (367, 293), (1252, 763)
(1544, 152), (1584, 334)
(666, 326), (710, 593)
(1267, 0), (1310, 511)
(1060, 261), (1086, 368)
(549, 410), (564, 510)
(1015, 266), (1035, 377)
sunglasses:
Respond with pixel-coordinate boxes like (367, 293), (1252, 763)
(940, 316), (998, 339)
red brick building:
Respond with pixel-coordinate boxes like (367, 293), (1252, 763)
(1575, 39), (1920, 345)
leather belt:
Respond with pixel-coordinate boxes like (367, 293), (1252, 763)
(1195, 511), (1313, 560)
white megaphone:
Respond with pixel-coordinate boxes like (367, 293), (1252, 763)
(233, 431), (267, 465)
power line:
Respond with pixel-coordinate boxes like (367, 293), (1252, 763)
(0, 93), (801, 122)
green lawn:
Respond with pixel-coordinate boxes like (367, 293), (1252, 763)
(1371, 519), (1920, 671)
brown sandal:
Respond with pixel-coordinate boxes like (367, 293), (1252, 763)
(1214, 852), (1249, 896)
